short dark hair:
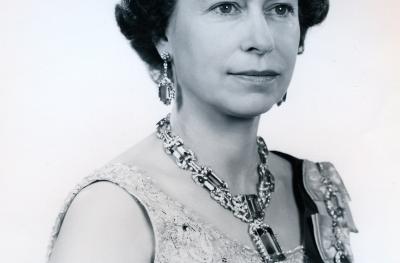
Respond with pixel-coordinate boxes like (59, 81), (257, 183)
(115, 0), (329, 71)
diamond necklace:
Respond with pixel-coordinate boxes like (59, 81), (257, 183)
(156, 114), (286, 262)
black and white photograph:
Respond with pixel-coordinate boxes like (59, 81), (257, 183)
(1, 0), (399, 262)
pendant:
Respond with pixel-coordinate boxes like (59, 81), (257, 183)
(249, 220), (286, 263)
(158, 77), (174, 105)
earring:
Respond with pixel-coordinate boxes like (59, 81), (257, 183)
(298, 45), (304, 55)
(158, 52), (175, 105)
(277, 92), (287, 106)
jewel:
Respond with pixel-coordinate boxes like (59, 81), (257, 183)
(257, 164), (267, 176)
(258, 168), (275, 193)
(246, 194), (264, 220)
(341, 255), (350, 263)
(257, 136), (267, 149)
(249, 221), (286, 262)
(335, 251), (350, 263)
(203, 180), (215, 192)
(158, 77), (174, 105)
(258, 150), (267, 163)
(192, 173), (205, 185)
(206, 170), (227, 189)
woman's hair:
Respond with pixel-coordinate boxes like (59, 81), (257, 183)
(115, 0), (329, 71)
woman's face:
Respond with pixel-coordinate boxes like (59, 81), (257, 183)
(161, 0), (300, 118)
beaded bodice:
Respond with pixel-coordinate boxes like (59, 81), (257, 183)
(47, 163), (308, 263)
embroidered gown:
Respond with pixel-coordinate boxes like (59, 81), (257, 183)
(47, 152), (357, 263)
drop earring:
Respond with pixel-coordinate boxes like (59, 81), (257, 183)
(277, 92), (287, 106)
(298, 45), (304, 55)
(158, 52), (175, 105)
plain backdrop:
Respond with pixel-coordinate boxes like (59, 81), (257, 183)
(1, 0), (399, 262)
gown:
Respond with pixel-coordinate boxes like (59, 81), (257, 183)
(47, 152), (358, 263)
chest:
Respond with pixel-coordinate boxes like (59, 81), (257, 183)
(147, 168), (302, 253)
(140, 174), (306, 263)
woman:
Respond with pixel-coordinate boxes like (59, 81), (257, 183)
(47, 0), (357, 262)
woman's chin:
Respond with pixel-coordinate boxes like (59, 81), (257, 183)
(221, 99), (276, 119)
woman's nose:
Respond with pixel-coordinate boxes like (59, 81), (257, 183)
(240, 12), (275, 55)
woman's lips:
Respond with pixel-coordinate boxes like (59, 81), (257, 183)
(228, 70), (280, 84)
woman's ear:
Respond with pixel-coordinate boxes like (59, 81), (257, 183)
(155, 13), (175, 57)
(155, 36), (171, 58)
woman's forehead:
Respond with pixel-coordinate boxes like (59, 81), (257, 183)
(180, 0), (298, 8)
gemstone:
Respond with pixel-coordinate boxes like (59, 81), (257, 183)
(203, 181), (215, 192)
(246, 195), (264, 220)
(158, 80), (172, 104)
(259, 152), (267, 164)
(251, 222), (286, 262)
(340, 255), (350, 263)
(335, 251), (350, 263)
(206, 170), (226, 189)
(192, 174), (205, 184)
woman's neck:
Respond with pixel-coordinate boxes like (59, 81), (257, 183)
(170, 103), (261, 194)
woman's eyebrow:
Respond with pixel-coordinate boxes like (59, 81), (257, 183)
(199, 0), (248, 3)
(197, 0), (212, 7)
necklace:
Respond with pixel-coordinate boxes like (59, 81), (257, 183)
(156, 114), (286, 262)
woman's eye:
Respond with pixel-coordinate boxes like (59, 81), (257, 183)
(212, 2), (240, 15)
(271, 4), (294, 17)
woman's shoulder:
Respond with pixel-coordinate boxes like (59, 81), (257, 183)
(47, 167), (155, 263)
(301, 160), (353, 204)
(303, 160), (359, 262)
(271, 151), (353, 203)
(279, 153), (358, 262)
(273, 151), (357, 226)
(273, 151), (358, 262)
